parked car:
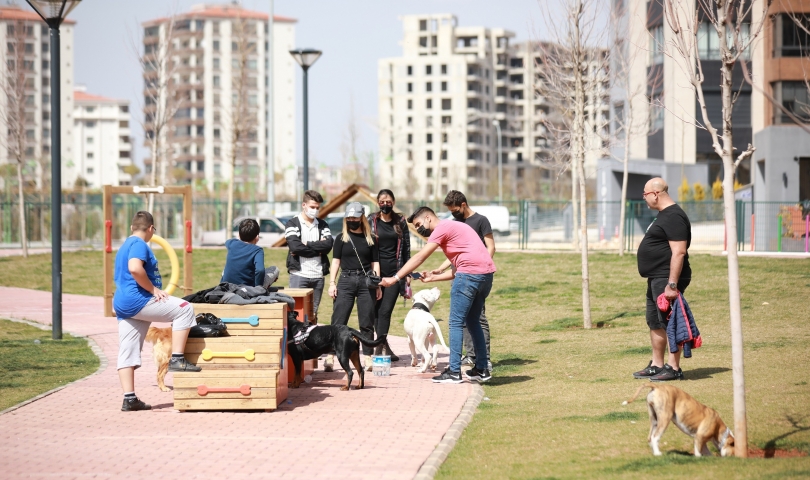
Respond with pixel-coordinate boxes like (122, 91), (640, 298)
(469, 205), (512, 236)
(200, 216), (286, 247)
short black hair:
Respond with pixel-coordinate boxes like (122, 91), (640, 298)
(443, 190), (467, 207)
(407, 206), (435, 224)
(303, 190), (324, 204)
(131, 211), (154, 232)
(238, 218), (260, 242)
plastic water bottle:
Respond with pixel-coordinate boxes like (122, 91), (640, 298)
(304, 375), (312, 383)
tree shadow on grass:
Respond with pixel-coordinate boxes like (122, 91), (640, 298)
(761, 415), (810, 458)
(492, 357), (538, 368)
(684, 367), (731, 380)
(488, 375), (533, 386)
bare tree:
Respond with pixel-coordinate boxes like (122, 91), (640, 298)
(663, 0), (770, 457)
(610, 2), (664, 255)
(137, 15), (180, 212)
(225, 15), (258, 236)
(0, 19), (32, 257)
(537, 0), (610, 328)
(339, 95), (364, 185)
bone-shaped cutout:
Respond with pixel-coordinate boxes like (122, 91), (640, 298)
(219, 315), (260, 326)
(197, 384), (251, 396)
(201, 348), (255, 361)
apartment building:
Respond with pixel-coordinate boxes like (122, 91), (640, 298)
(142, 4), (296, 197)
(379, 15), (567, 200)
(71, 86), (132, 188)
(604, 1), (809, 218)
(0, 6), (74, 189)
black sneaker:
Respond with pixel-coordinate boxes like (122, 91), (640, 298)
(650, 364), (683, 382)
(465, 367), (492, 383)
(432, 368), (463, 384)
(632, 361), (663, 379)
(168, 357), (202, 372)
(121, 396), (151, 412)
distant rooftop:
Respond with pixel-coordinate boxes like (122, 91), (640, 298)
(0, 5), (76, 25)
(74, 87), (124, 104)
(143, 3), (296, 26)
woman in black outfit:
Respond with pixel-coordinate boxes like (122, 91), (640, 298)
(326, 202), (382, 372)
(368, 189), (411, 361)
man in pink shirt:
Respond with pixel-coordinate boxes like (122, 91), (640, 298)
(380, 206), (496, 383)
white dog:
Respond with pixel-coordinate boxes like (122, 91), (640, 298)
(403, 287), (449, 373)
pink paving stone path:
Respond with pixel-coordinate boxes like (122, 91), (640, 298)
(0, 286), (472, 480)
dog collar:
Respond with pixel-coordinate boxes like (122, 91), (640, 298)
(412, 302), (430, 313)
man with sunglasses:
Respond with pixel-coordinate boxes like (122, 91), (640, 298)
(634, 177), (692, 382)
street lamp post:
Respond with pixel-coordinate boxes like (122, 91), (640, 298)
(26, 0), (81, 340)
(289, 48), (321, 191)
(492, 119), (503, 205)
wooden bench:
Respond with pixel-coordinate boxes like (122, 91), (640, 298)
(174, 303), (289, 411)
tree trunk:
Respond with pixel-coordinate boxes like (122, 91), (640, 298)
(148, 136), (158, 213)
(720, 52), (747, 458)
(573, 0), (590, 329)
(577, 150), (591, 329)
(618, 107), (632, 256)
(16, 162), (27, 258)
(571, 164), (580, 249)
(226, 141), (237, 244)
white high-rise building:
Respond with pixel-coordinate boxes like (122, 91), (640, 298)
(378, 15), (601, 200)
(71, 86), (132, 188)
(142, 4), (296, 197)
(0, 6), (75, 189)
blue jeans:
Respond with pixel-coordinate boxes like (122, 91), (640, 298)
(449, 273), (493, 373)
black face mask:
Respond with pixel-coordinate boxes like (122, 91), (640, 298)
(346, 221), (361, 231)
(451, 210), (465, 220)
(379, 205), (393, 215)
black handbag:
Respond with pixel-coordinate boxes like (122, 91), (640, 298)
(189, 313), (228, 337)
(347, 235), (381, 289)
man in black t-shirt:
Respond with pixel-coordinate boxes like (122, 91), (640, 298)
(432, 190), (496, 370)
(634, 177), (692, 382)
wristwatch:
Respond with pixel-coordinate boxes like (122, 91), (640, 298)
(668, 281), (677, 290)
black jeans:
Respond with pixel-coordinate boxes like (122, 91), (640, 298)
(374, 280), (401, 341)
(331, 272), (376, 355)
(462, 304), (490, 363)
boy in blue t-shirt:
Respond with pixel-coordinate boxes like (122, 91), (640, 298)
(113, 211), (200, 412)
(221, 218), (279, 287)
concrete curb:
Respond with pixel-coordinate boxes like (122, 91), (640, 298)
(413, 383), (485, 480)
(0, 317), (109, 417)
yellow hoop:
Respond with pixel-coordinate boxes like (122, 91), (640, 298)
(150, 235), (180, 295)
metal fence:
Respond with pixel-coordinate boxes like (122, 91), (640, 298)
(0, 196), (807, 253)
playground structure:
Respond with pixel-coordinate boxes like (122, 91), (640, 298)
(102, 185), (194, 317)
(272, 183), (425, 247)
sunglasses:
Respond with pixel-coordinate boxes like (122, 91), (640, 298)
(378, 201), (393, 206)
(642, 191), (659, 198)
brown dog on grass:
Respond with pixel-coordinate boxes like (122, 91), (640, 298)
(145, 327), (172, 392)
(623, 383), (735, 457)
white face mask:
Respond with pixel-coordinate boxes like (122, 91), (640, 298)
(305, 207), (319, 220)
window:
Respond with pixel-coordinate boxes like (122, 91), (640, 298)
(214, 128), (221, 139)
(407, 65), (413, 75)
(426, 65), (432, 75)
(650, 25), (664, 64)
(120, 150), (130, 158)
(420, 36), (428, 48)
(87, 152), (94, 159)
(87, 167), (94, 174)
(407, 133), (413, 144)
(442, 99), (451, 110)
(214, 147), (221, 157)
(407, 116), (413, 126)
(407, 150), (413, 160)
(441, 64), (447, 75)
(213, 40), (220, 51)
(427, 150), (433, 160)
(426, 99), (432, 109)
(426, 82), (432, 92)
(776, 14), (810, 57)
(697, 22), (751, 60)
(85, 107), (95, 114)
(213, 75), (220, 87)
(427, 133), (433, 143)
(86, 137), (94, 144)
(441, 81), (447, 92)
(427, 167), (433, 177)
(426, 116), (433, 127)
(613, 102), (624, 133)
(119, 120), (128, 128)
(407, 82), (413, 92)
(441, 150), (447, 160)
(441, 167), (447, 178)
(420, 19), (428, 31)
(145, 26), (159, 37)
(442, 133), (448, 143)
(773, 81), (810, 123)
(442, 116), (451, 125)
(85, 121), (96, 128)
(213, 57), (220, 69)
(650, 93), (664, 130)
(407, 99), (413, 110)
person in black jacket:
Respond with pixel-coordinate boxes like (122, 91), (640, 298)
(325, 202), (382, 372)
(368, 189), (411, 361)
(284, 190), (333, 323)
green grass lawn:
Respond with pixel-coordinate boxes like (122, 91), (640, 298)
(0, 248), (808, 478)
(0, 319), (99, 411)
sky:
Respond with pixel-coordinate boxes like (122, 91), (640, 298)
(67, 0), (555, 173)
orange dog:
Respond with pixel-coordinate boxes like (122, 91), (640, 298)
(623, 383), (735, 457)
(144, 327), (172, 392)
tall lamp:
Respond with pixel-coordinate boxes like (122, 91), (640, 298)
(289, 48), (321, 191)
(25, 0), (81, 340)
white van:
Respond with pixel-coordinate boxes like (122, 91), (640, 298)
(470, 205), (511, 236)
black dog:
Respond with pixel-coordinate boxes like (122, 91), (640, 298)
(287, 315), (386, 391)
